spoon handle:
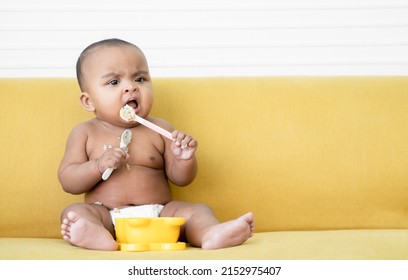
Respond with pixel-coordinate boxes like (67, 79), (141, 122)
(134, 115), (173, 140)
(102, 168), (114, 180)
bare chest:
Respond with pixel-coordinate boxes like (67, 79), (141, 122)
(87, 128), (165, 169)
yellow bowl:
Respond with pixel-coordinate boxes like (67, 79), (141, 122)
(115, 217), (186, 250)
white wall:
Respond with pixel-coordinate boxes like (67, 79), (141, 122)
(1, 0), (407, 77)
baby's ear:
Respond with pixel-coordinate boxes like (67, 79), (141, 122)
(80, 92), (95, 112)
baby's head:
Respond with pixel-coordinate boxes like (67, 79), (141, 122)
(76, 38), (146, 92)
(76, 38), (153, 126)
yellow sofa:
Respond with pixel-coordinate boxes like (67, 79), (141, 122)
(1, 77), (407, 260)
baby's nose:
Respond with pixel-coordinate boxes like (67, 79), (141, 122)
(124, 84), (138, 93)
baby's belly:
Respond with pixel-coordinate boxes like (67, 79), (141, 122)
(84, 167), (172, 209)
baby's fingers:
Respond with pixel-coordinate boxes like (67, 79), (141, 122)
(172, 131), (196, 148)
(184, 138), (198, 149)
(100, 147), (127, 170)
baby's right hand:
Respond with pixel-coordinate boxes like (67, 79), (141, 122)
(97, 145), (128, 174)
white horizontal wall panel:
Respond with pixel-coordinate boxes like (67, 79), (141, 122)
(0, 0), (407, 77)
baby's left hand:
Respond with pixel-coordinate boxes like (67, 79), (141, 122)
(171, 130), (198, 160)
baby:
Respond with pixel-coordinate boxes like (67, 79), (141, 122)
(59, 38), (254, 250)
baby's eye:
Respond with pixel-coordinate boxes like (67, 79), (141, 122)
(109, 80), (119, 85)
(135, 77), (144, 83)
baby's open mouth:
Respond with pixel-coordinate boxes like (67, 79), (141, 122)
(126, 100), (138, 110)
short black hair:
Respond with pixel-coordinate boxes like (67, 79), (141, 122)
(76, 38), (141, 91)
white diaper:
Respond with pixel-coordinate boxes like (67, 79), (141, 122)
(109, 204), (164, 226)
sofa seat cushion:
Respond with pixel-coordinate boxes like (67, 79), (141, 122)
(1, 230), (407, 260)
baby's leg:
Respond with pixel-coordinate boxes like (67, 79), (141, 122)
(161, 201), (254, 250)
(60, 203), (118, 251)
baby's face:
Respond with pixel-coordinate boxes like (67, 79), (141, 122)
(81, 45), (153, 127)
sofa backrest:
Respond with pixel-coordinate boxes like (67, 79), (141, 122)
(1, 77), (407, 238)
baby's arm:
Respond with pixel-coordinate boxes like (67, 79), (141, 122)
(58, 123), (126, 194)
(164, 129), (198, 186)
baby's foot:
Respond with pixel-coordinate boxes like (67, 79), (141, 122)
(201, 212), (255, 250)
(61, 211), (118, 251)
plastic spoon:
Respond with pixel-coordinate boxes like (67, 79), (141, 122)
(120, 104), (173, 140)
(102, 129), (133, 180)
